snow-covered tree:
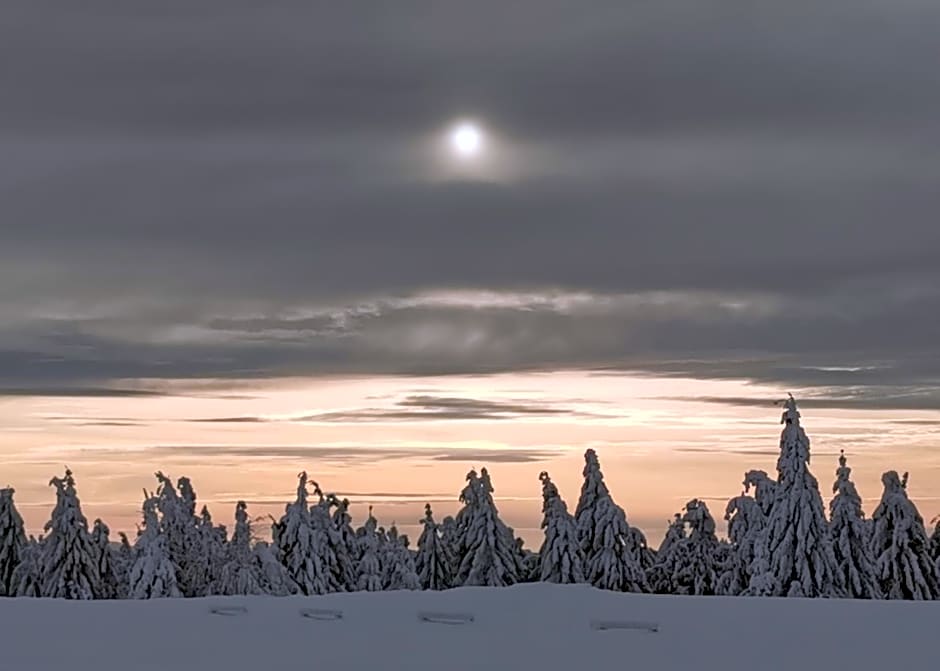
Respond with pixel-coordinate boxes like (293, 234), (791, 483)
(743, 469), (777, 517)
(647, 513), (685, 594)
(11, 536), (42, 597)
(585, 495), (646, 592)
(253, 541), (296, 596)
(275, 472), (330, 595)
(871, 471), (940, 600)
(355, 507), (384, 592)
(218, 501), (265, 596)
(717, 489), (763, 596)
(128, 494), (181, 598)
(113, 532), (135, 599)
(90, 519), (119, 599)
(829, 451), (881, 599)
(416, 504), (454, 590)
(456, 468), (522, 587)
(675, 499), (719, 595)
(537, 471), (584, 584)
(153, 472), (203, 596)
(382, 525), (420, 590)
(929, 516), (940, 568)
(575, 448), (611, 559)
(40, 469), (99, 599)
(748, 396), (844, 597)
(575, 450), (646, 592)
(0, 487), (26, 596)
(330, 496), (359, 590)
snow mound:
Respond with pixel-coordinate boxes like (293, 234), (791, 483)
(0, 584), (935, 671)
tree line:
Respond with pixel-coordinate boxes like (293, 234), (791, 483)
(1, 396), (939, 600)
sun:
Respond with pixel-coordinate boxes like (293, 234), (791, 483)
(450, 122), (483, 158)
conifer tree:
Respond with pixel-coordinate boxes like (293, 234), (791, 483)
(275, 471), (329, 595)
(647, 513), (685, 594)
(871, 471), (940, 599)
(355, 507), (384, 592)
(585, 495), (646, 592)
(575, 448), (611, 558)
(383, 525), (420, 590)
(0, 487), (26, 596)
(929, 516), (940, 568)
(717, 490), (763, 596)
(11, 536), (42, 597)
(456, 468), (522, 586)
(90, 519), (119, 599)
(575, 450), (646, 592)
(748, 396), (844, 597)
(41, 468), (99, 599)
(416, 504), (454, 590)
(330, 496), (359, 590)
(218, 501), (264, 596)
(440, 514), (460, 579)
(253, 541), (296, 596)
(675, 498), (719, 595)
(128, 494), (181, 598)
(113, 532), (135, 599)
(829, 451), (881, 599)
(537, 472), (584, 584)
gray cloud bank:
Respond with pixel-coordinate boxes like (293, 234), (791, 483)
(2, 2), (939, 409)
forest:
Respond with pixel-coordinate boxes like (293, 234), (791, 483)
(1, 396), (939, 600)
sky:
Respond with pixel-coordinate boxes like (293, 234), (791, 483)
(2, 1), (940, 547)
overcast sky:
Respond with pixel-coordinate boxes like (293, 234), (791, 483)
(2, 2), (940, 539)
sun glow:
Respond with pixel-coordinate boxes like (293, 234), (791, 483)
(450, 122), (483, 158)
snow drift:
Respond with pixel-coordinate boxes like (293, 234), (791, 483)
(0, 583), (934, 671)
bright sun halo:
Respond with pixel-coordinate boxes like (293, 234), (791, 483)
(451, 122), (483, 158)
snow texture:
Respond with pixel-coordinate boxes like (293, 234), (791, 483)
(0, 583), (935, 671)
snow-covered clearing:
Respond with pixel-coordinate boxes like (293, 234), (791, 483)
(1, 583), (934, 671)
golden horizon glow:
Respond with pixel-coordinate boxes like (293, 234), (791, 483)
(2, 371), (939, 548)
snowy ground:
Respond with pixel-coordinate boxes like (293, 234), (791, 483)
(1, 584), (935, 670)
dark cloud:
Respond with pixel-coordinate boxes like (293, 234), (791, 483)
(0, 386), (167, 399)
(146, 444), (560, 465)
(666, 389), (940, 412)
(2, 1), (939, 404)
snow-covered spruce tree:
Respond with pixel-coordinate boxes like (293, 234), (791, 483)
(930, 516), (940, 568)
(675, 498), (719, 596)
(871, 471), (940, 600)
(183, 505), (227, 596)
(128, 494), (181, 598)
(647, 513), (685, 595)
(355, 507), (384, 592)
(41, 468), (99, 599)
(456, 468), (522, 587)
(747, 396), (844, 597)
(11, 536), (42, 597)
(0, 487), (27, 596)
(537, 471), (584, 584)
(330, 496), (359, 590)
(218, 501), (264, 596)
(585, 494), (646, 592)
(575, 448), (611, 559)
(253, 541), (296, 596)
(307, 486), (349, 593)
(416, 504), (454, 590)
(113, 532), (135, 599)
(153, 473), (192, 593)
(829, 451), (881, 599)
(743, 469), (777, 517)
(716, 490), (763, 596)
(440, 515), (460, 579)
(275, 472), (330, 595)
(575, 450), (646, 592)
(91, 519), (119, 599)
(382, 525), (420, 590)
